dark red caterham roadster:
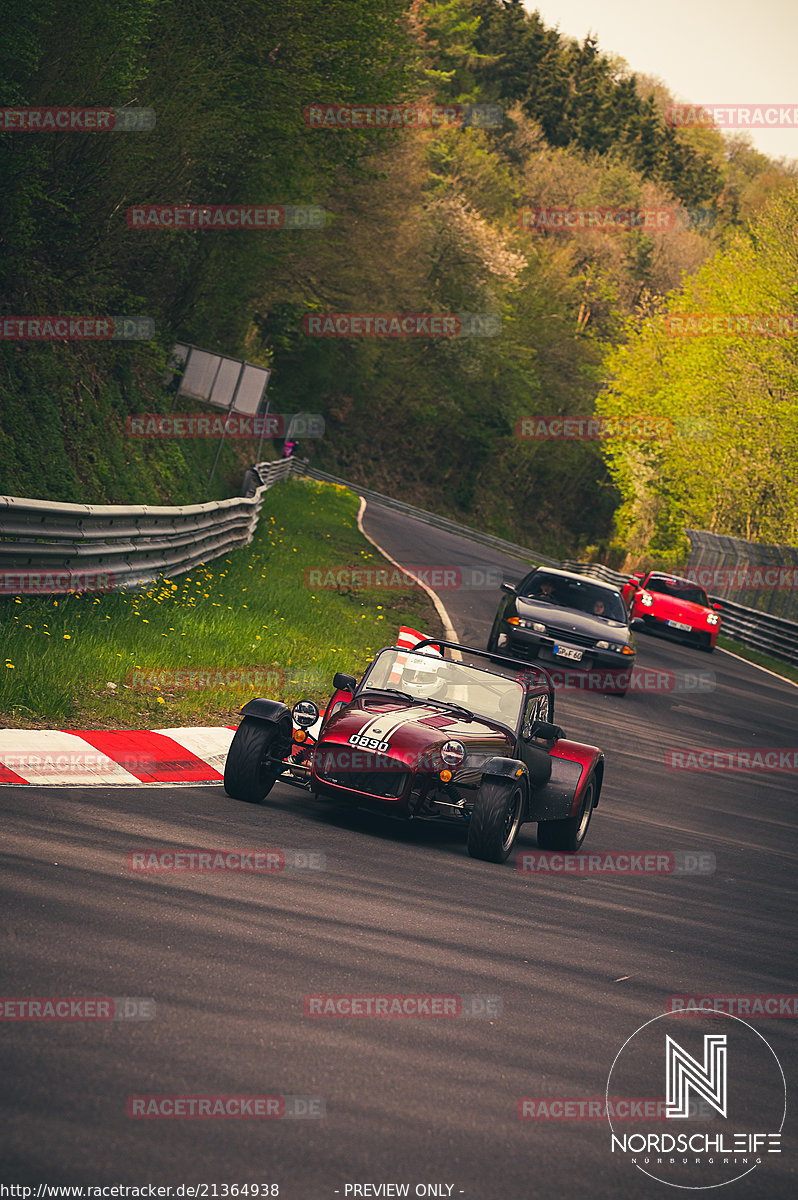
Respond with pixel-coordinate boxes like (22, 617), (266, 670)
(223, 639), (605, 864)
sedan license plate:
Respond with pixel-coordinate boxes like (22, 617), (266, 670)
(667, 620), (691, 631)
(553, 644), (583, 661)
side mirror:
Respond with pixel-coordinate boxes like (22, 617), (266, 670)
(333, 672), (357, 692)
(525, 720), (564, 743)
(712, 603), (722, 612)
(501, 581), (518, 594)
(627, 577), (642, 586)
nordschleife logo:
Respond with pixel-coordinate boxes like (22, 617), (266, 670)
(606, 1011), (785, 1189)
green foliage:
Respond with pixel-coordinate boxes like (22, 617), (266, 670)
(596, 186), (798, 558)
(0, 478), (441, 726)
(0, 0), (793, 563)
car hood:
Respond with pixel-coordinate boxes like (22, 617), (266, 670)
(515, 597), (630, 641)
(319, 697), (514, 763)
(643, 594), (712, 621)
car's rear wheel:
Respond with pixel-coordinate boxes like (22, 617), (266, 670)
(467, 779), (524, 863)
(537, 774), (596, 852)
(224, 717), (285, 803)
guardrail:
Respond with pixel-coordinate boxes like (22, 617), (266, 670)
(0, 457), (304, 592)
(4, 454), (797, 668)
(287, 462), (798, 670)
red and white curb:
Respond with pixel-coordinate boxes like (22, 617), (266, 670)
(0, 726), (236, 786)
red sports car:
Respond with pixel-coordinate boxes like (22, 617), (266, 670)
(223, 636), (605, 864)
(622, 572), (722, 652)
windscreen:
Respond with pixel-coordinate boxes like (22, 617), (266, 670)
(645, 577), (709, 605)
(520, 572), (627, 622)
(362, 649), (526, 726)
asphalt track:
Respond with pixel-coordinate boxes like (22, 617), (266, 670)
(1, 500), (796, 1199)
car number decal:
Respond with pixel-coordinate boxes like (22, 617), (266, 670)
(348, 733), (390, 752)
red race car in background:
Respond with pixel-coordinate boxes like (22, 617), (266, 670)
(622, 571), (722, 652)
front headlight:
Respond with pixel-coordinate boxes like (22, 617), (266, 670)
(639, 591), (653, 607)
(507, 616), (544, 632)
(707, 613), (719, 625)
(440, 740), (466, 768)
(597, 640), (628, 653)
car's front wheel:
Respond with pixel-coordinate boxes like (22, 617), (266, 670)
(467, 779), (524, 863)
(537, 774), (597, 852)
(224, 717), (285, 804)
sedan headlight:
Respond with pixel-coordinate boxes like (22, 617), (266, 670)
(507, 616), (545, 632)
(639, 591), (653, 607)
(706, 613), (720, 625)
(596, 640), (631, 654)
(440, 740), (466, 768)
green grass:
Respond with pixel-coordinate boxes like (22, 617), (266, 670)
(717, 635), (798, 686)
(0, 477), (442, 728)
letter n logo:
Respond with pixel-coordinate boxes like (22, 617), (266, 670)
(666, 1034), (727, 1118)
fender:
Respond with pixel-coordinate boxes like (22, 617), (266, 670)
(238, 697), (293, 747)
(481, 755), (529, 786)
(239, 697), (292, 725)
(480, 756), (531, 814)
(527, 739), (604, 821)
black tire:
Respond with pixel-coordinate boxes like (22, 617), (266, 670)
(223, 717), (285, 804)
(537, 774), (597, 852)
(467, 779), (524, 864)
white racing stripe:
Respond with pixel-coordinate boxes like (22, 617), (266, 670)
(354, 703), (451, 748)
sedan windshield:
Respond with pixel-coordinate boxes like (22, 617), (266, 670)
(361, 649), (525, 727)
(520, 573), (627, 622)
(645, 577), (709, 606)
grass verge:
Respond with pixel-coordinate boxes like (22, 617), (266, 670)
(0, 477), (443, 728)
(717, 635), (798, 686)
